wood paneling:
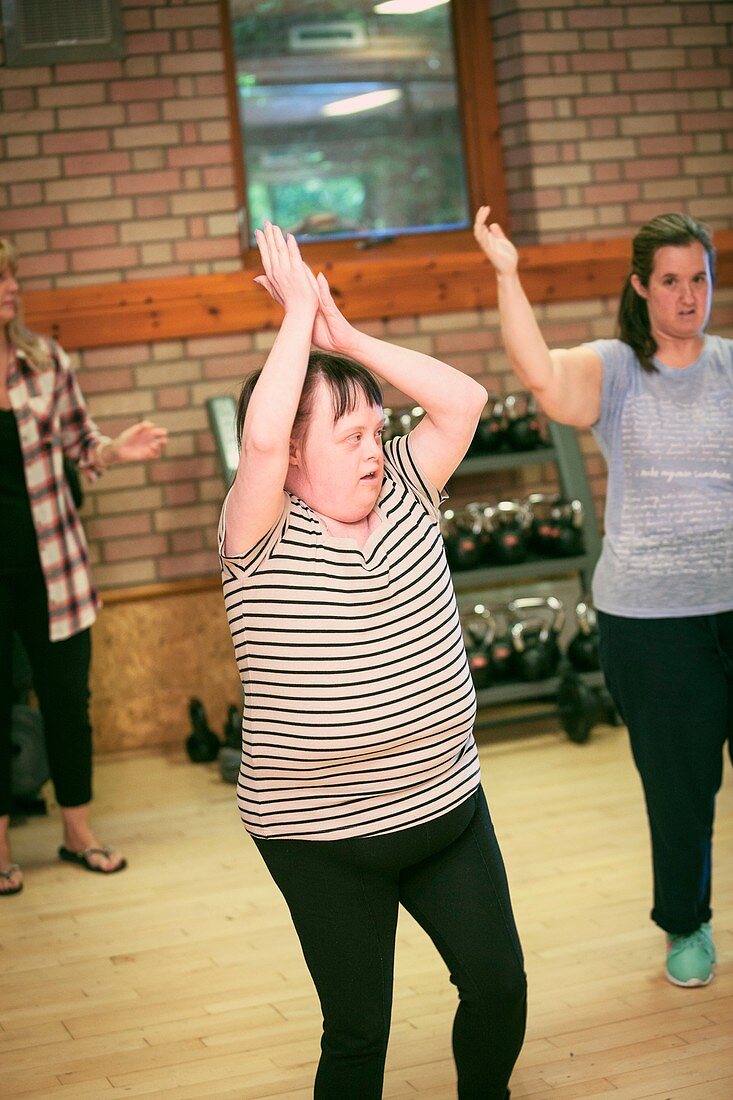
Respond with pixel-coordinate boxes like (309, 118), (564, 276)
(25, 232), (733, 352)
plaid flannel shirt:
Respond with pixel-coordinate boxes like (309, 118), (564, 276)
(7, 340), (108, 642)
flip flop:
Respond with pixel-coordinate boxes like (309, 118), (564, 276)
(0, 863), (23, 896)
(58, 846), (127, 874)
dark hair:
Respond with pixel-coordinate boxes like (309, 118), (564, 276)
(617, 212), (715, 373)
(235, 351), (383, 448)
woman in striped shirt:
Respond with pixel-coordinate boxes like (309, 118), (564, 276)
(219, 223), (526, 1099)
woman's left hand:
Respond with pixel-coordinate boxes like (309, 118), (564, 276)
(310, 270), (357, 355)
(114, 420), (168, 462)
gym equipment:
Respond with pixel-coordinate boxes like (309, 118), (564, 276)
(440, 507), (483, 571)
(488, 608), (516, 682)
(567, 598), (601, 672)
(218, 704), (241, 784)
(508, 596), (565, 681)
(185, 697), (221, 763)
(504, 391), (543, 450)
(557, 672), (620, 744)
(11, 704), (49, 799)
(460, 605), (494, 689)
(469, 394), (506, 455)
(527, 493), (585, 558)
(484, 500), (531, 565)
(10, 634), (49, 815)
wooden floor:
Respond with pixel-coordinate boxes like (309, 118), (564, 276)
(2, 721), (732, 1099)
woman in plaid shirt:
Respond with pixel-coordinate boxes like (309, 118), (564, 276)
(0, 238), (167, 897)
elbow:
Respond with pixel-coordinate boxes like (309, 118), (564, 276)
(468, 379), (489, 416)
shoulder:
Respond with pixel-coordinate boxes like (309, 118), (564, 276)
(703, 334), (733, 363)
(583, 338), (636, 369)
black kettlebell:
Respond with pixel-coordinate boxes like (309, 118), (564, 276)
(504, 391), (543, 451)
(567, 599), (601, 671)
(488, 609), (516, 681)
(461, 605), (495, 690)
(469, 395), (506, 455)
(223, 703), (241, 750)
(527, 495), (584, 558)
(440, 507), (484, 571)
(485, 500), (531, 565)
(185, 697), (221, 763)
(508, 596), (565, 682)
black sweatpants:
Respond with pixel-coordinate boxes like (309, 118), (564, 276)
(598, 609), (733, 935)
(0, 567), (93, 816)
(254, 786), (527, 1100)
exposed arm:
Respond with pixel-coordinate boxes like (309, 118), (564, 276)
(474, 205), (602, 428)
(311, 272), (487, 490)
(224, 223), (319, 556)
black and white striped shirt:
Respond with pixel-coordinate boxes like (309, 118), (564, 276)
(219, 434), (480, 840)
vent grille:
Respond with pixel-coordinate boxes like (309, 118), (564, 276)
(2, 0), (125, 65)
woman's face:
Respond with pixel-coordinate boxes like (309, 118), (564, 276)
(632, 240), (712, 343)
(0, 267), (19, 329)
(286, 380), (385, 523)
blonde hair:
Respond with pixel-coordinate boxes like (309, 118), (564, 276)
(0, 237), (53, 369)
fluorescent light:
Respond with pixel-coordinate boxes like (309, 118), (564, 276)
(322, 88), (402, 117)
(374, 0), (450, 14)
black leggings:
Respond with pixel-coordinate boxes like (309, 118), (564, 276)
(0, 568), (93, 816)
(254, 786), (526, 1100)
(598, 609), (733, 936)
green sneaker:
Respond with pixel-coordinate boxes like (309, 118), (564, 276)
(665, 924), (716, 987)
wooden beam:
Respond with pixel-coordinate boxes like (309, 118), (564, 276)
(24, 231), (732, 352)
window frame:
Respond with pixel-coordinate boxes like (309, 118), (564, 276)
(219, 0), (508, 273)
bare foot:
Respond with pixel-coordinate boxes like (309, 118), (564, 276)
(0, 862), (23, 895)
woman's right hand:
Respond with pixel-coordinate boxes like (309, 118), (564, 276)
(473, 205), (518, 276)
(254, 222), (319, 318)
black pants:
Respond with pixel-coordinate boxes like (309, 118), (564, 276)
(598, 609), (733, 936)
(254, 786), (526, 1100)
(0, 568), (93, 817)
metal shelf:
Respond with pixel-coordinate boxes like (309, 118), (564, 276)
(450, 445), (556, 477)
(451, 553), (591, 592)
(475, 668), (604, 708)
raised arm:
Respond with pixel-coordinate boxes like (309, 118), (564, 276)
(473, 205), (602, 428)
(224, 223), (319, 555)
(310, 272), (487, 491)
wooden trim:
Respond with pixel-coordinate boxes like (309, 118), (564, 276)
(22, 231), (733, 351)
(100, 575), (221, 605)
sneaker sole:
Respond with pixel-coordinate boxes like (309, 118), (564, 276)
(665, 969), (715, 988)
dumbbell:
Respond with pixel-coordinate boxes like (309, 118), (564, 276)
(484, 500), (531, 565)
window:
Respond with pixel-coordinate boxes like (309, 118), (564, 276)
(222, 0), (507, 259)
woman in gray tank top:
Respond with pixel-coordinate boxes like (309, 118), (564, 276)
(474, 205), (732, 989)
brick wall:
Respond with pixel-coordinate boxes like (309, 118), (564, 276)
(1, 0), (732, 591)
(492, 0), (733, 242)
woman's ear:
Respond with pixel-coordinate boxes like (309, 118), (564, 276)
(630, 273), (648, 300)
(288, 438), (300, 467)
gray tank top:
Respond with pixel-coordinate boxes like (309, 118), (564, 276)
(588, 334), (733, 618)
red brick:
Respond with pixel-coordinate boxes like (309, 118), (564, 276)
(51, 225), (118, 249)
(625, 157), (681, 180)
(156, 387), (190, 410)
(110, 78), (177, 102)
(115, 171), (181, 195)
(576, 95), (633, 117)
(18, 253), (69, 277)
(127, 103), (162, 124)
(191, 29), (222, 49)
(151, 456), (216, 483)
(3, 89), (35, 110)
(638, 135), (695, 156)
(71, 245), (139, 272)
(157, 550), (218, 580)
(74, 368), (135, 393)
(676, 69), (732, 89)
(125, 31), (172, 55)
(105, 533), (169, 562)
(583, 183), (640, 204)
(174, 238), (240, 261)
(85, 513), (152, 541)
(172, 529), (205, 553)
(0, 206), (64, 230)
(202, 166), (235, 188)
(167, 143), (231, 167)
(9, 182), (43, 204)
(135, 196), (169, 217)
(194, 75), (226, 96)
(55, 61), (124, 82)
(43, 130), (111, 154)
(164, 483), (198, 506)
(84, 345), (149, 369)
(64, 152), (132, 177)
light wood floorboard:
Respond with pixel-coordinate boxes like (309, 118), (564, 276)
(1, 722), (731, 1098)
